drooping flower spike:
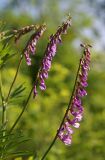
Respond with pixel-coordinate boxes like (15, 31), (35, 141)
(24, 24), (46, 66)
(13, 24), (40, 43)
(33, 15), (72, 95)
(58, 44), (92, 145)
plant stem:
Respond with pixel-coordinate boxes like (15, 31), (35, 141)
(2, 102), (6, 126)
(2, 102), (7, 143)
(0, 71), (6, 127)
(9, 75), (38, 133)
(40, 56), (83, 160)
(1, 88), (7, 144)
(0, 72), (7, 148)
(6, 55), (23, 102)
(9, 86), (34, 133)
(0, 71), (4, 102)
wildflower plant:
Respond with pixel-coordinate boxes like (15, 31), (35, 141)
(0, 15), (91, 160)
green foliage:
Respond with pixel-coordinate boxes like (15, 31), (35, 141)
(0, 128), (32, 160)
(0, 0), (105, 160)
(10, 83), (26, 100)
(0, 43), (16, 69)
(0, 31), (13, 43)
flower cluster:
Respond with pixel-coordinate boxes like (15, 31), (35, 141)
(33, 16), (71, 96)
(24, 24), (46, 66)
(13, 24), (39, 43)
(58, 44), (91, 145)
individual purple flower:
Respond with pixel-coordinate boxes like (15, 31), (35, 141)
(33, 16), (71, 96)
(66, 118), (80, 128)
(65, 122), (74, 134)
(76, 86), (87, 97)
(58, 122), (73, 145)
(80, 81), (88, 87)
(24, 50), (31, 65)
(58, 44), (91, 145)
(33, 85), (38, 96)
(39, 79), (46, 90)
(24, 24), (46, 65)
(58, 133), (72, 146)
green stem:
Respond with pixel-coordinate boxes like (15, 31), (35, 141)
(0, 70), (4, 102)
(1, 100), (7, 159)
(9, 86), (34, 133)
(6, 55), (23, 102)
(40, 56), (83, 160)
(0, 72), (7, 146)
(0, 70), (6, 128)
(9, 74), (38, 133)
(2, 102), (7, 144)
(2, 102), (7, 126)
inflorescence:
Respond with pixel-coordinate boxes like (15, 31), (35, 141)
(58, 44), (91, 145)
(33, 16), (72, 96)
(22, 17), (91, 147)
(24, 24), (46, 66)
(13, 24), (39, 43)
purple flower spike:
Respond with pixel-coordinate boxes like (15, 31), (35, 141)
(58, 44), (91, 146)
(33, 16), (71, 96)
(24, 24), (46, 65)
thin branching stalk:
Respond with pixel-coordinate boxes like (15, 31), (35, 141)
(2, 101), (7, 127)
(9, 77), (38, 133)
(6, 55), (23, 102)
(13, 24), (39, 43)
(40, 54), (83, 160)
(0, 71), (6, 127)
(0, 71), (4, 102)
(0, 71), (7, 149)
(9, 86), (34, 133)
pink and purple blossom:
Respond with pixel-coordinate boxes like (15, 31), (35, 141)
(24, 25), (46, 65)
(33, 16), (71, 96)
(58, 44), (91, 145)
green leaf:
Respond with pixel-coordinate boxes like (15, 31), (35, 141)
(0, 43), (16, 68)
(10, 83), (26, 100)
(0, 128), (33, 159)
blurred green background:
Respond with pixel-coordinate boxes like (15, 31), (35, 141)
(0, 0), (105, 159)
